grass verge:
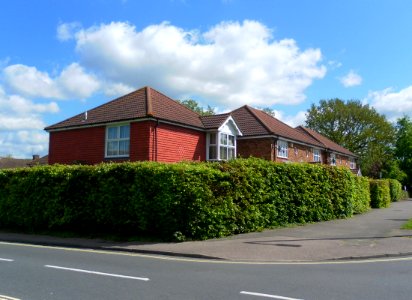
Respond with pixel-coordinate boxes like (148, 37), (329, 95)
(401, 219), (412, 230)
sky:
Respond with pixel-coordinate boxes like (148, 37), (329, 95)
(1, 0), (412, 158)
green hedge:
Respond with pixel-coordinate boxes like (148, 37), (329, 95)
(0, 159), (369, 241)
(388, 179), (403, 202)
(369, 179), (391, 208)
(352, 176), (371, 214)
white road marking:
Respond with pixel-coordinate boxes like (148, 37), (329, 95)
(240, 291), (304, 300)
(0, 295), (21, 300)
(0, 258), (14, 262)
(44, 265), (150, 281)
(1, 241), (412, 265)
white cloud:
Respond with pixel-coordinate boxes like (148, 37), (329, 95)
(0, 130), (49, 158)
(0, 86), (58, 157)
(64, 20), (325, 108)
(57, 22), (82, 41)
(272, 110), (307, 127)
(340, 70), (362, 87)
(3, 63), (100, 100)
(103, 82), (135, 97)
(366, 86), (412, 121)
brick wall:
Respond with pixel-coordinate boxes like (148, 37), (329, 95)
(237, 138), (274, 160)
(153, 123), (206, 162)
(48, 121), (206, 164)
(284, 142), (313, 163)
(130, 121), (152, 161)
(48, 126), (106, 165)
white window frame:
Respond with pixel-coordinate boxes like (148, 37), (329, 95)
(349, 157), (356, 169)
(313, 148), (321, 162)
(277, 140), (288, 158)
(207, 132), (236, 161)
(105, 123), (130, 158)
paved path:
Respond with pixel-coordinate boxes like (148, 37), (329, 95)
(1, 199), (411, 262)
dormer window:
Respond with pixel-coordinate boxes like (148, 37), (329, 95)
(206, 116), (242, 161)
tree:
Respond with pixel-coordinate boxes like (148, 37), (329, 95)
(395, 116), (412, 188)
(305, 99), (396, 178)
(177, 99), (215, 116)
(262, 107), (276, 117)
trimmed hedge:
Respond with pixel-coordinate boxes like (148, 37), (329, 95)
(352, 176), (371, 214)
(0, 159), (370, 241)
(388, 179), (403, 202)
(369, 179), (391, 208)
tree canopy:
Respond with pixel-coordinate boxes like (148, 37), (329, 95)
(177, 99), (215, 116)
(395, 116), (412, 187)
(305, 98), (395, 178)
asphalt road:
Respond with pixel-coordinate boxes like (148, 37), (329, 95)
(1, 242), (411, 300)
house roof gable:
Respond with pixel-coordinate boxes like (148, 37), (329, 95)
(231, 105), (323, 147)
(45, 87), (204, 131)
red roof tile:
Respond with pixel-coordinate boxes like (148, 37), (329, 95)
(296, 126), (356, 156)
(45, 87), (203, 131)
(231, 105), (324, 147)
(200, 113), (231, 129)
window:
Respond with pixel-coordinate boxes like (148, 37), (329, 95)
(330, 153), (336, 166)
(208, 133), (217, 160)
(277, 140), (288, 158)
(220, 133), (236, 160)
(207, 132), (236, 161)
(313, 149), (321, 162)
(106, 124), (130, 157)
(350, 157), (356, 169)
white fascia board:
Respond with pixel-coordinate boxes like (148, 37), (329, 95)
(218, 116), (243, 136)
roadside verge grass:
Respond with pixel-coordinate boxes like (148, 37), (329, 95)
(401, 219), (412, 230)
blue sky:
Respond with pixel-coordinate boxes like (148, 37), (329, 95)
(1, 0), (412, 158)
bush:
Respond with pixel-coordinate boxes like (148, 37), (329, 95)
(352, 176), (371, 214)
(369, 179), (391, 208)
(0, 159), (367, 241)
(388, 179), (403, 202)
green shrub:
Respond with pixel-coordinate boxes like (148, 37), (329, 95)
(388, 179), (403, 202)
(369, 179), (391, 208)
(352, 176), (371, 214)
(0, 158), (367, 241)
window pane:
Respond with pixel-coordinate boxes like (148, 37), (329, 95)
(228, 135), (235, 146)
(209, 133), (217, 145)
(277, 140), (288, 158)
(120, 125), (130, 139)
(107, 127), (118, 140)
(107, 141), (118, 156)
(220, 146), (227, 160)
(228, 148), (235, 160)
(209, 146), (217, 159)
(119, 140), (129, 155)
(220, 133), (227, 145)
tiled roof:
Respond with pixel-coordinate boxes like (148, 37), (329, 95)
(231, 106), (272, 136)
(45, 87), (204, 131)
(0, 157), (32, 169)
(295, 126), (356, 156)
(200, 113), (231, 129)
(231, 106), (324, 147)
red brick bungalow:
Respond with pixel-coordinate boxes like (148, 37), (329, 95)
(45, 86), (358, 172)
